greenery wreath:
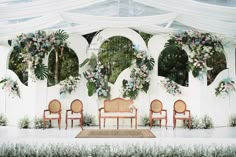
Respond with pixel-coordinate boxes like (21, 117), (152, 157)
(82, 49), (155, 100)
(9, 30), (69, 80)
(167, 30), (224, 78)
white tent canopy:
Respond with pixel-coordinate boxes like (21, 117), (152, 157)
(0, 0), (236, 40)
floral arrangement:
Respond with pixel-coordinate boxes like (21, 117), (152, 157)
(215, 78), (235, 96)
(161, 78), (181, 96)
(10, 30), (69, 80)
(168, 30), (224, 78)
(59, 75), (80, 96)
(0, 78), (20, 98)
(122, 50), (155, 99)
(83, 54), (110, 99)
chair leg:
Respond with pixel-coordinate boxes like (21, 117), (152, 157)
(43, 118), (45, 130)
(80, 118), (83, 130)
(188, 119), (191, 129)
(173, 118), (176, 129)
(104, 118), (106, 128)
(135, 117), (137, 129)
(117, 118), (119, 129)
(165, 118), (167, 130)
(49, 120), (52, 128)
(58, 119), (61, 130)
(150, 118), (153, 129)
(65, 118), (68, 130)
(131, 118), (132, 128)
(71, 120), (73, 128)
(159, 120), (162, 128)
(99, 117), (101, 129)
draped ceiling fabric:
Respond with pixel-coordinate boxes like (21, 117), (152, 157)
(0, 0), (236, 43)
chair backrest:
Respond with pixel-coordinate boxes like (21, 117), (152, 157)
(174, 99), (186, 113)
(48, 99), (61, 113)
(150, 99), (163, 113)
(104, 98), (133, 112)
(71, 99), (83, 113)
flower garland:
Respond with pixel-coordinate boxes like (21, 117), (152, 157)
(169, 30), (224, 78)
(59, 75), (80, 96)
(83, 54), (110, 99)
(215, 78), (235, 96)
(161, 79), (181, 96)
(0, 78), (20, 98)
(10, 30), (69, 80)
(122, 50), (155, 99)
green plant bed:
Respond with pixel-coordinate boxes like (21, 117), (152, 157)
(0, 143), (236, 157)
(0, 114), (7, 126)
(18, 116), (30, 129)
(34, 117), (50, 129)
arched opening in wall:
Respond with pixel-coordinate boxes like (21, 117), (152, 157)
(206, 52), (227, 85)
(158, 45), (189, 86)
(8, 48), (28, 86)
(47, 47), (79, 86)
(98, 36), (135, 84)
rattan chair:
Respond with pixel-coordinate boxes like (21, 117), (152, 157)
(65, 99), (83, 130)
(150, 99), (167, 129)
(43, 99), (61, 129)
(173, 99), (191, 129)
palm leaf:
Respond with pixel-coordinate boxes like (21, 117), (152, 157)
(55, 29), (69, 41)
(80, 58), (90, 68)
(34, 64), (48, 80)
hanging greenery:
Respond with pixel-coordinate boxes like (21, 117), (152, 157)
(161, 78), (181, 96)
(122, 50), (155, 99)
(166, 30), (224, 78)
(83, 54), (111, 99)
(9, 30), (69, 80)
(215, 78), (236, 96)
(0, 77), (20, 98)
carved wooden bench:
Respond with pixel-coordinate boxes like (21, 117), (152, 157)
(99, 98), (137, 129)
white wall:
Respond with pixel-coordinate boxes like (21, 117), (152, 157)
(0, 28), (236, 128)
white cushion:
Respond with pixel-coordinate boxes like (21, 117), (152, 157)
(175, 113), (190, 119)
(67, 113), (82, 118)
(152, 113), (166, 119)
(101, 112), (136, 117)
(45, 113), (59, 119)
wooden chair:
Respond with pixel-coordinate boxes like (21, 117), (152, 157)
(43, 99), (61, 129)
(65, 99), (83, 130)
(150, 99), (167, 129)
(173, 99), (191, 129)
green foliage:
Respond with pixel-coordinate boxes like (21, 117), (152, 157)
(48, 48), (79, 86)
(1, 143), (236, 157)
(207, 52), (226, 85)
(18, 116), (30, 129)
(184, 115), (214, 129)
(184, 115), (200, 129)
(98, 36), (135, 84)
(138, 31), (153, 45)
(33, 117), (50, 129)
(79, 58), (89, 68)
(141, 115), (150, 126)
(34, 64), (48, 80)
(199, 115), (214, 129)
(55, 29), (69, 43)
(159, 44), (189, 86)
(0, 114), (7, 126)
(83, 114), (95, 126)
(86, 81), (96, 96)
(229, 114), (236, 127)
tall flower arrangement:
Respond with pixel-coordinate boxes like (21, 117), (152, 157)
(168, 31), (224, 78)
(161, 78), (181, 96)
(122, 50), (155, 99)
(83, 54), (110, 99)
(0, 78), (20, 98)
(9, 30), (69, 80)
(215, 78), (235, 96)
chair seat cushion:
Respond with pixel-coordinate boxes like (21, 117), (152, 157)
(152, 113), (166, 119)
(45, 113), (60, 119)
(67, 113), (82, 119)
(101, 112), (136, 117)
(175, 113), (190, 119)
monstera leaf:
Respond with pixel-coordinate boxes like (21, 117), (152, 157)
(144, 57), (155, 71)
(34, 64), (48, 80)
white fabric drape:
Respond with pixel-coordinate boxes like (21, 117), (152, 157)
(61, 12), (177, 27)
(0, 0), (107, 22)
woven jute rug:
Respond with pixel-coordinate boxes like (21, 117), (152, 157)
(75, 129), (155, 138)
